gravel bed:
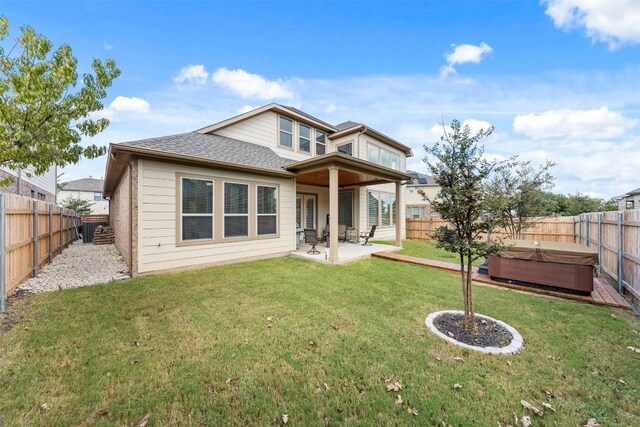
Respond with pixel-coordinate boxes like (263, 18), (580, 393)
(19, 242), (130, 293)
(433, 312), (513, 348)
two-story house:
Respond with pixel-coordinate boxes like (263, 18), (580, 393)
(58, 177), (109, 214)
(405, 170), (440, 219)
(0, 165), (57, 203)
(103, 104), (412, 274)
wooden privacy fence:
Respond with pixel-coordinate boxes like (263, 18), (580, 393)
(575, 210), (640, 303)
(406, 216), (576, 243)
(0, 193), (80, 312)
(406, 211), (640, 303)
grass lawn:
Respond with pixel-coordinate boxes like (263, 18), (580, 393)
(1, 256), (639, 426)
(375, 239), (484, 266)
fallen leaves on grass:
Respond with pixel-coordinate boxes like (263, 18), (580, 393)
(282, 413), (289, 424)
(541, 402), (556, 412)
(453, 383), (462, 390)
(135, 413), (150, 427)
(582, 418), (603, 427)
(452, 356), (465, 362)
(521, 415), (532, 426)
(407, 406), (419, 416)
(520, 400), (543, 417)
(76, 407), (109, 427)
(395, 395), (403, 405)
(40, 403), (49, 411)
(224, 377), (232, 384)
(627, 346), (640, 353)
(618, 378), (627, 385)
(107, 388), (115, 398)
(386, 380), (403, 392)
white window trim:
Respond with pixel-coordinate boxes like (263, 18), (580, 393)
(278, 116), (294, 149)
(298, 123), (311, 153)
(368, 190), (396, 228)
(316, 129), (326, 155)
(180, 177), (214, 242)
(256, 185), (278, 236)
(367, 141), (401, 170)
(336, 142), (353, 156)
(223, 181), (249, 239)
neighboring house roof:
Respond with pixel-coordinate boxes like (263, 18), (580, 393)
(118, 132), (295, 173)
(61, 178), (105, 192)
(613, 187), (640, 200)
(406, 170), (436, 186)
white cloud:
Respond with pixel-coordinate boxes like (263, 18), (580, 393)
(398, 119), (493, 147)
(103, 43), (113, 51)
(212, 68), (294, 100)
(513, 107), (637, 140)
(174, 65), (210, 85)
(543, 0), (640, 48)
(440, 42), (493, 77)
(109, 96), (150, 114)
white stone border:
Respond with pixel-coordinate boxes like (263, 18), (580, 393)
(425, 310), (524, 355)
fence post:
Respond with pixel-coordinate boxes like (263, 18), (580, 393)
(48, 203), (53, 262)
(617, 211), (623, 294)
(597, 212), (602, 274)
(59, 207), (63, 254)
(0, 194), (6, 313)
(573, 216), (576, 243)
(586, 215), (590, 247)
(32, 200), (39, 277)
(578, 214), (582, 244)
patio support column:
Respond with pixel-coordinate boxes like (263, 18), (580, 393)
(329, 166), (339, 262)
(395, 180), (402, 247)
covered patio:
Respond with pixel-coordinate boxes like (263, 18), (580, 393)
(286, 152), (411, 263)
(292, 241), (402, 264)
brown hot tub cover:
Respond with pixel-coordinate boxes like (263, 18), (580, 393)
(500, 240), (598, 266)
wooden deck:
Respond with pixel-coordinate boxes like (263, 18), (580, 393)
(372, 252), (633, 311)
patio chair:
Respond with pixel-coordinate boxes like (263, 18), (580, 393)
(359, 224), (377, 246)
(339, 224), (347, 242)
(304, 229), (320, 254)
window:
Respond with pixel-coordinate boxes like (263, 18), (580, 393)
(181, 178), (213, 241)
(368, 144), (379, 163)
(406, 206), (426, 219)
(626, 200), (635, 210)
(94, 192), (102, 201)
(409, 188), (415, 193)
(316, 130), (326, 155)
(298, 124), (311, 153)
(337, 142), (353, 156)
(279, 116), (293, 148)
(257, 186), (278, 235)
(368, 192), (379, 228)
(380, 149), (390, 168)
(368, 191), (396, 227)
(391, 154), (400, 170)
(338, 191), (353, 227)
(224, 182), (249, 238)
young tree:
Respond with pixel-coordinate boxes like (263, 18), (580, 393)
(425, 120), (503, 329)
(60, 196), (93, 215)
(0, 17), (120, 185)
(485, 159), (556, 239)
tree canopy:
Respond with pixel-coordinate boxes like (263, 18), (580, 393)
(59, 195), (93, 215)
(0, 16), (120, 183)
(425, 120), (505, 329)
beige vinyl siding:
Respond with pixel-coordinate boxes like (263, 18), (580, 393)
(215, 111), (314, 162)
(137, 159), (295, 273)
(405, 185), (439, 205)
(58, 190), (109, 214)
(359, 182), (405, 241)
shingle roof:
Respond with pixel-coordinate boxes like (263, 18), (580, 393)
(278, 105), (337, 130)
(61, 178), (104, 192)
(627, 187), (640, 196)
(334, 121), (362, 132)
(406, 170), (435, 186)
(118, 132), (294, 173)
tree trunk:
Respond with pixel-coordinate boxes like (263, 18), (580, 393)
(459, 251), (468, 322)
(466, 257), (475, 330)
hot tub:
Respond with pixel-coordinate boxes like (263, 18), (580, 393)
(488, 240), (598, 294)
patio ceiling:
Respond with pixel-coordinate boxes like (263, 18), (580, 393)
(285, 152), (412, 187)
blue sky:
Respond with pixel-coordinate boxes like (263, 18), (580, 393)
(2, 0), (639, 198)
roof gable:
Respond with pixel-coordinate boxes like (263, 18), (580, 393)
(61, 178), (104, 192)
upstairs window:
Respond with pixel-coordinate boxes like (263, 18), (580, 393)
(298, 124), (311, 153)
(391, 154), (400, 170)
(368, 142), (400, 170)
(380, 149), (390, 168)
(368, 144), (379, 163)
(316, 130), (326, 155)
(279, 116), (293, 148)
(94, 192), (102, 201)
(224, 182), (249, 238)
(337, 142), (353, 156)
(181, 178), (213, 241)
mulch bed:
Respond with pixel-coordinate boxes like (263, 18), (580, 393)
(433, 312), (513, 348)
